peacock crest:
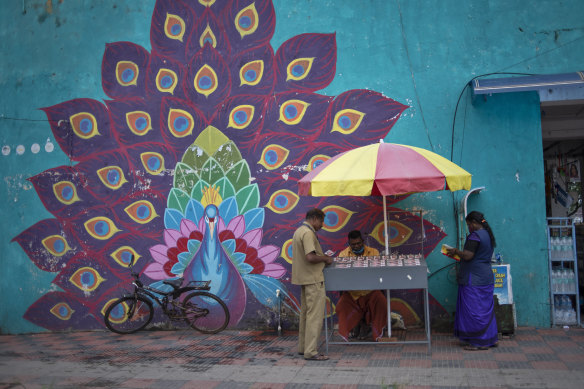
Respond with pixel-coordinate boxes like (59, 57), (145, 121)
(13, 0), (447, 331)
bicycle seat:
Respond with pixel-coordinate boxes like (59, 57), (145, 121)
(162, 278), (184, 289)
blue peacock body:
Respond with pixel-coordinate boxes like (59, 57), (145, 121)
(13, 0), (447, 331)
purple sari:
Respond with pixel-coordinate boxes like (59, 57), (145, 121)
(454, 282), (498, 347)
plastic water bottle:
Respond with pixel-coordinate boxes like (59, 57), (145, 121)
(558, 296), (567, 324)
(562, 296), (570, 324)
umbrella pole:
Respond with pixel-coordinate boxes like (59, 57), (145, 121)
(383, 196), (389, 255)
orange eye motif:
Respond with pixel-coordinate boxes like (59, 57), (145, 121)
(70, 266), (105, 292)
(115, 61), (139, 86)
(265, 190), (299, 214)
(258, 144), (289, 170)
(194, 64), (218, 97)
(331, 109), (366, 135)
(281, 239), (293, 264)
(84, 216), (121, 240)
(52, 181), (80, 205)
(97, 166), (127, 190)
(307, 154), (330, 172)
(168, 108), (195, 137)
(42, 235), (71, 256)
(228, 105), (254, 129)
(140, 152), (165, 175)
(239, 60), (264, 86)
(279, 100), (309, 125)
(155, 69), (178, 94)
(124, 200), (158, 224)
(69, 112), (99, 139)
(321, 205), (354, 232)
(199, 25), (217, 48)
(164, 13), (186, 41)
(50, 302), (74, 320)
(371, 220), (413, 247)
(126, 111), (152, 136)
(286, 58), (314, 81)
(101, 301), (127, 323)
(110, 246), (140, 268)
(235, 3), (259, 38)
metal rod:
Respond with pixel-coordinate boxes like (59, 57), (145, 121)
(383, 196), (389, 255)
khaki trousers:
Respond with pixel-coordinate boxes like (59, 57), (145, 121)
(298, 281), (325, 358)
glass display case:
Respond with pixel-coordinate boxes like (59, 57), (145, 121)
(547, 218), (581, 326)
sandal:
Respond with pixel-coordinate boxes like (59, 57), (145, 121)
(464, 345), (489, 351)
(305, 353), (329, 361)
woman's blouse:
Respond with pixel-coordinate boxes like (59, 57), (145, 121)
(457, 228), (494, 286)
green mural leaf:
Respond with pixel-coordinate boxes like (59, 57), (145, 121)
(182, 145), (210, 171)
(193, 125), (230, 156)
(235, 184), (260, 214)
(191, 179), (210, 202)
(214, 176), (236, 201)
(174, 162), (200, 194)
(213, 140), (243, 172)
(168, 188), (191, 213)
(201, 157), (225, 186)
(226, 160), (251, 192)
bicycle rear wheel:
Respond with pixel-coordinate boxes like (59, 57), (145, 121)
(104, 296), (153, 334)
(182, 292), (229, 334)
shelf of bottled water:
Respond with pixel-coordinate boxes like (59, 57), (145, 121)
(547, 218), (581, 327)
(551, 267), (577, 294)
(549, 234), (574, 260)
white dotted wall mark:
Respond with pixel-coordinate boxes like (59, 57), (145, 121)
(1, 139), (56, 155)
(45, 138), (54, 153)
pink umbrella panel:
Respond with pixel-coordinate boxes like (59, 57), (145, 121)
(298, 142), (472, 253)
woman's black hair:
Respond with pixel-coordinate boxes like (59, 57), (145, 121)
(466, 211), (496, 247)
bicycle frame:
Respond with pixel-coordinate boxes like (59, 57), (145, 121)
(126, 274), (211, 318)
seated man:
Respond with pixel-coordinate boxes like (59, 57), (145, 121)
(336, 230), (388, 341)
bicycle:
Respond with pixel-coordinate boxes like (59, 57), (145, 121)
(104, 256), (229, 335)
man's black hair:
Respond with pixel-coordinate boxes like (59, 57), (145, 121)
(347, 230), (362, 241)
(305, 208), (325, 220)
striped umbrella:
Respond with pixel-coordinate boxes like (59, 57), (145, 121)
(298, 142), (472, 253)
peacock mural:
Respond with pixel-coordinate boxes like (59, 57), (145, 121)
(13, 0), (447, 331)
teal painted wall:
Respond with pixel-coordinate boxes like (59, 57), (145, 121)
(1, 0), (583, 333)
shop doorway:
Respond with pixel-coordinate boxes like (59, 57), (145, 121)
(542, 98), (584, 321)
(542, 99), (584, 221)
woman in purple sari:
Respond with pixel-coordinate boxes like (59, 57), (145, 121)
(447, 211), (498, 350)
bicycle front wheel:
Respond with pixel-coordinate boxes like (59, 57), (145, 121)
(182, 292), (229, 334)
(104, 296), (153, 334)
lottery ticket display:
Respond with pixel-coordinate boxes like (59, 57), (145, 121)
(333, 254), (422, 268)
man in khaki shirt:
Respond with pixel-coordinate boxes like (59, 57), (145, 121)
(292, 208), (333, 360)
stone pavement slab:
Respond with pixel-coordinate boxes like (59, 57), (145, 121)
(1, 327), (584, 388)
